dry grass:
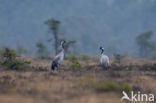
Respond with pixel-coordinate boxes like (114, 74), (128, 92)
(0, 56), (156, 103)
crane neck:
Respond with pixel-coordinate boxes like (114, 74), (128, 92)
(61, 44), (64, 52)
(101, 50), (104, 55)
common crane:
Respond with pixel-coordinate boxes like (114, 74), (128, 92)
(99, 47), (109, 69)
(51, 40), (66, 70)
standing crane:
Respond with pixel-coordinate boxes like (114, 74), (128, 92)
(51, 40), (66, 70)
(99, 47), (109, 69)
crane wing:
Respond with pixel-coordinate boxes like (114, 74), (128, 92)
(53, 55), (61, 63)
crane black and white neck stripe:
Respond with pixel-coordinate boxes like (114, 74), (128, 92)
(51, 40), (66, 70)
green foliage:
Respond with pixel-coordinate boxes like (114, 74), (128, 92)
(0, 47), (30, 70)
(96, 82), (132, 93)
(69, 55), (78, 62)
(1, 1), (156, 56)
(3, 89), (16, 93)
(114, 54), (121, 64)
(45, 18), (60, 32)
(1, 48), (17, 61)
(67, 55), (84, 72)
(136, 31), (153, 45)
(136, 30), (156, 57)
(114, 54), (126, 64)
(120, 83), (132, 93)
(121, 54), (127, 58)
(80, 54), (90, 61)
(70, 61), (83, 71)
(45, 18), (77, 56)
(96, 81), (120, 92)
(24, 60), (32, 64)
(36, 42), (48, 58)
(78, 75), (132, 93)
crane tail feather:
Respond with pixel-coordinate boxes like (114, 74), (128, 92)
(51, 61), (57, 71)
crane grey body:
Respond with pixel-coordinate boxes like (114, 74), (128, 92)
(100, 47), (109, 69)
(51, 40), (66, 70)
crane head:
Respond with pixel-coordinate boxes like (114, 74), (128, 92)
(100, 46), (104, 54)
(61, 40), (66, 45)
(99, 47), (104, 51)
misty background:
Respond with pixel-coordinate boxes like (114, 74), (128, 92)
(0, 0), (156, 56)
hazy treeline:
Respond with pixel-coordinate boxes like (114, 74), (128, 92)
(0, 0), (156, 57)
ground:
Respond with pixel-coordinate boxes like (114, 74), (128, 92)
(0, 56), (156, 103)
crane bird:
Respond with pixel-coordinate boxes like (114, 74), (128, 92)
(99, 47), (109, 69)
(51, 40), (66, 71)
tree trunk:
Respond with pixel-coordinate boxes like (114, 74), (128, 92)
(54, 30), (58, 55)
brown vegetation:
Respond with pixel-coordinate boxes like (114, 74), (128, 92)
(0, 56), (156, 103)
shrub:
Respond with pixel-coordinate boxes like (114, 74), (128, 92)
(69, 55), (78, 62)
(67, 55), (85, 72)
(0, 47), (31, 70)
(1, 48), (17, 61)
(114, 54), (122, 64)
(80, 54), (90, 61)
(96, 81), (120, 92)
(114, 54), (126, 64)
(77, 76), (132, 93)
(24, 61), (31, 64)
(96, 82), (132, 93)
(120, 83), (132, 93)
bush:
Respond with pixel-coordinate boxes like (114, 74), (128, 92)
(96, 81), (120, 92)
(1, 48), (17, 61)
(69, 55), (78, 62)
(67, 55), (85, 72)
(0, 47), (31, 70)
(96, 82), (132, 93)
(114, 54), (122, 64)
(24, 61), (32, 64)
(114, 54), (126, 64)
(80, 54), (90, 61)
(120, 83), (132, 93)
(77, 76), (132, 93)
